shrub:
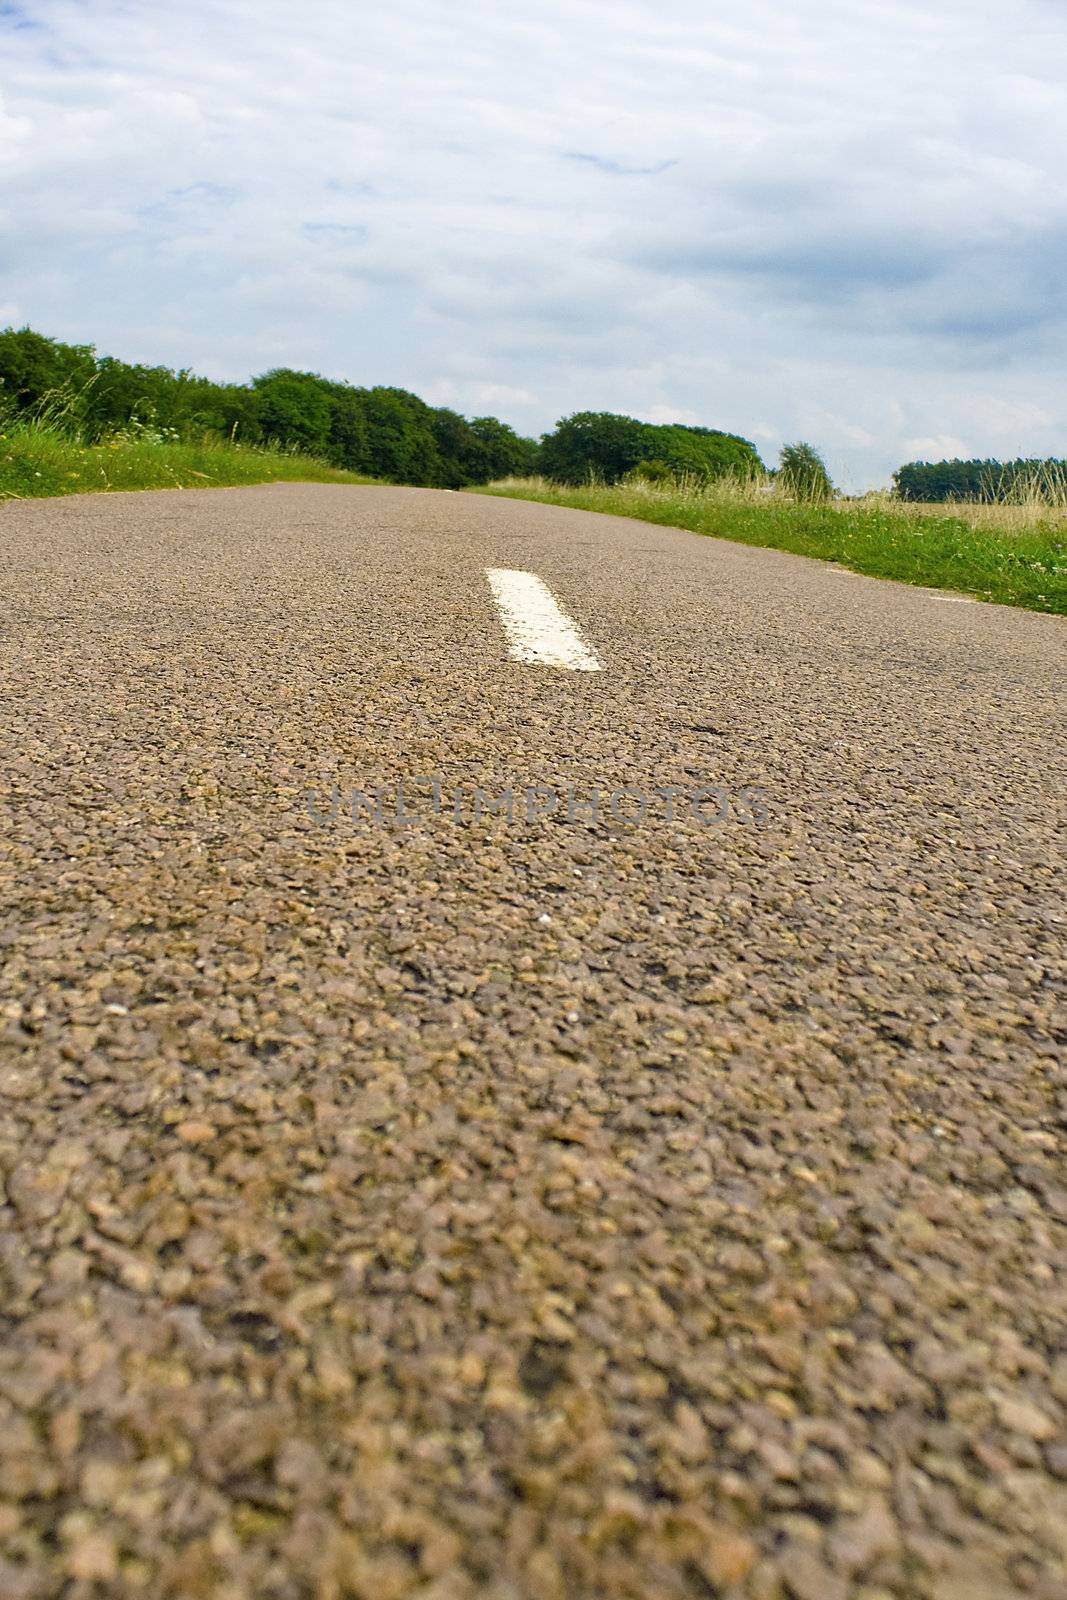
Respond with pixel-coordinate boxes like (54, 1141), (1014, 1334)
(778, 442), (833, 502)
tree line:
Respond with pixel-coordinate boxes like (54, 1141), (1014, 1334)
(0, 327), (537, 487)
(11, 327), (1057, 505)
(0, 326), (775, 490)
(893, 457), (1067, 502)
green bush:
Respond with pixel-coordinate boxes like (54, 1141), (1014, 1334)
(778, 442), (834, 502)
(629, 458), (674, 483)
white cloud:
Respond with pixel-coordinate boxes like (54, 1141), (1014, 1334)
(644, 403), (702, 425)
(424, 380), (539, 410)
(962, 396), (1055, 436)
(1, 0), (1065, 485)
(903, 436), (971, 460)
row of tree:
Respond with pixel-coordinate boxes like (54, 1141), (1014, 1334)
(893, 457), (1067, 502)
(0, 327), (538, 487)
(14, 327), (1058, 505)
(0, 326), (781, 491)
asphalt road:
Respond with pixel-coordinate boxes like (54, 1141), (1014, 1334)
(1, 482), (1065, 1600)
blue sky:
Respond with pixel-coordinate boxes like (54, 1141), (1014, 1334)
(2, 0), (1065, 487)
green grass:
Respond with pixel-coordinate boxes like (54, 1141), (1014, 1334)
(472, 477), (1067, 615)
(0, 415), (373, 500)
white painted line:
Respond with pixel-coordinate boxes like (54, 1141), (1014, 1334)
(486, 568), (602, 672)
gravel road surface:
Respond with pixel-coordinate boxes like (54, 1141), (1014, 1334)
(1, 483), (1065, 1600)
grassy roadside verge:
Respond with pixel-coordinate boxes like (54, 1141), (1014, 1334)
(471, 478), (1067, 616)
(0, 421), (373, 501)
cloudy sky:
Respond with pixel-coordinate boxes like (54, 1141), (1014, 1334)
(2, 0), (1065, 487)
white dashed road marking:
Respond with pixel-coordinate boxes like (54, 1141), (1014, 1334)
(486, 568), (603, 672)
